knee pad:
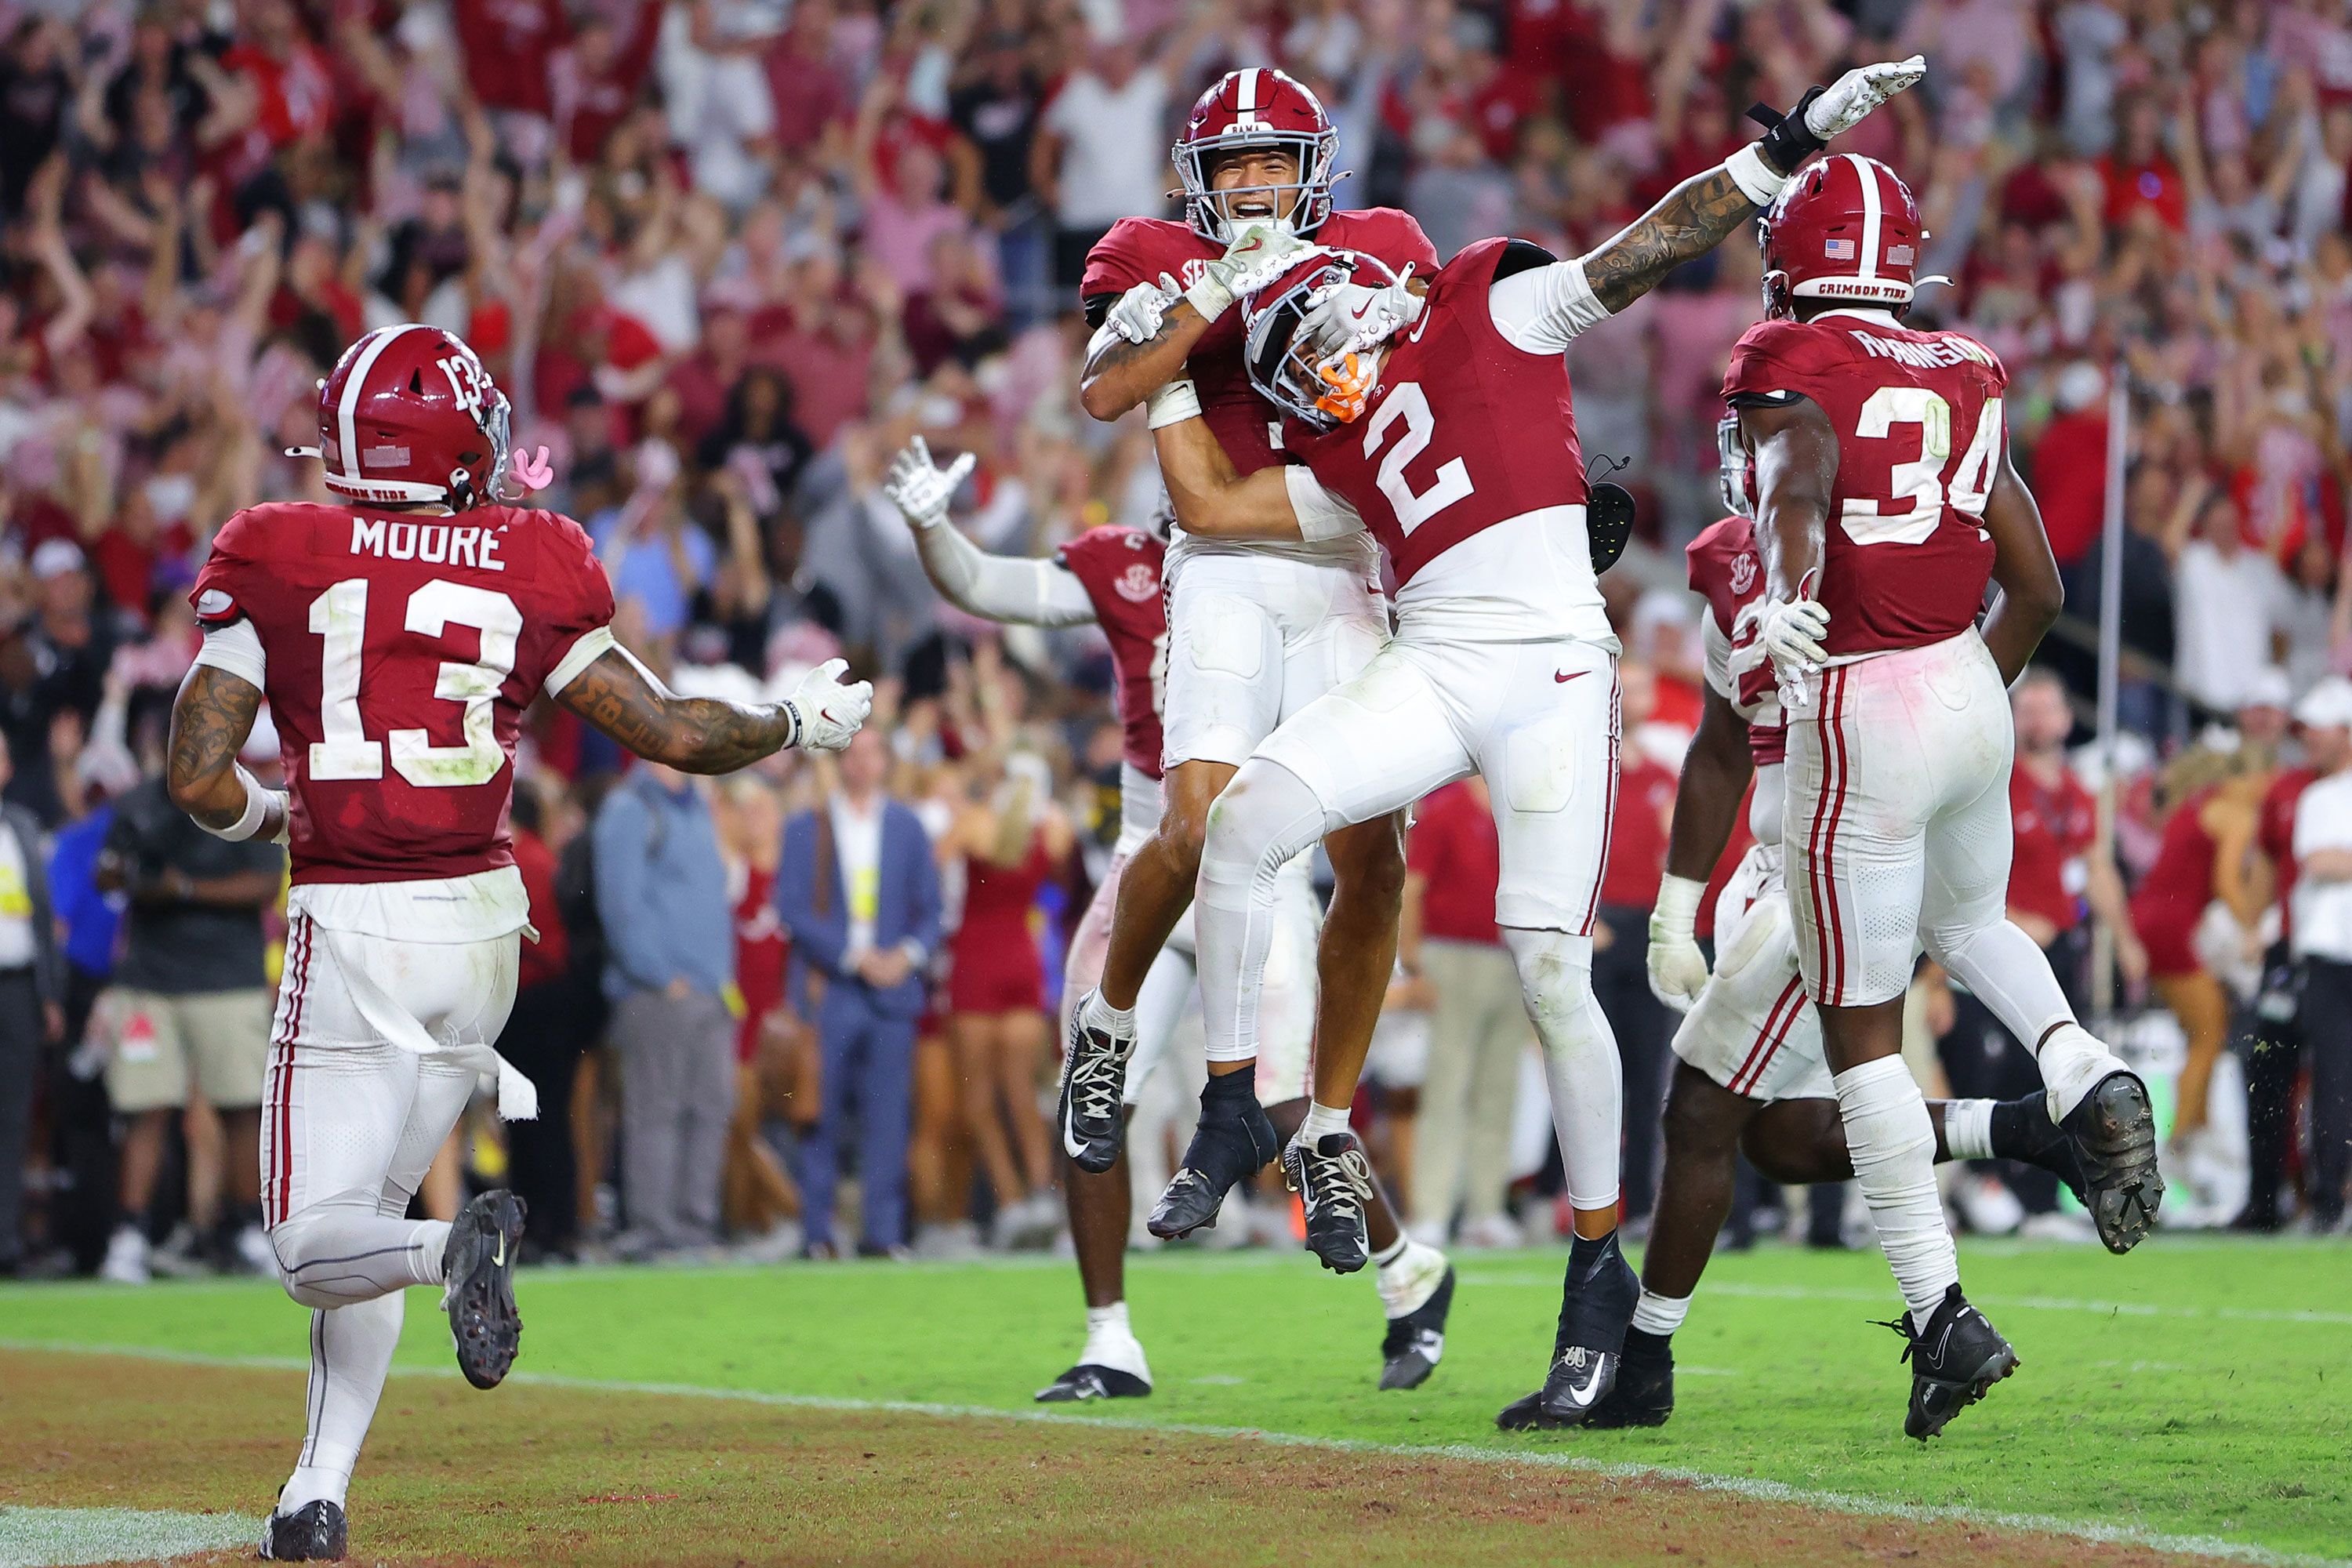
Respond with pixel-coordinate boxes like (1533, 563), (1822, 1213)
(1198, 760), (1330, 913)
(1501, 928), (1606, 1049)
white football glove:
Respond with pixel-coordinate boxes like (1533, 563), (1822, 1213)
(882, 436), (974, 532)
(1184, 223), (1327, 324)
(786, 658), (873, 753)
(1105, 273), (1181, 345)
(1804, 56), (1927, 141)
(1646, 874), (1711, 1014)
(1757, 595), (1831, 710)
(1297, 266), (1423, 360)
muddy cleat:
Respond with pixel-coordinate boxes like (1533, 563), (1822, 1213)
(1884, 1283), (2019, 1439)
(1283, 1130), (1376, 1273)
(1535, 1233), (1640, 1426)
(1584, 1330), (1675, 1428)
(1991, 1092), (2091, 1206)
(1059, 990), (1134, 1174)
(260, 1499), (347, 1561)
(1145, 1076), (1279, 1240)
(1034, 1363), (1152, 1402)
(2060, 1070), (2163, 1254)
(442, 1189), (527, 1390)
(1379, 1264), (1454, 1390)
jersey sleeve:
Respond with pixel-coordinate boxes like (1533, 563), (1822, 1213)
(1721, 319), (1832, 407)
(1700, 613), (1735, 701)
(536, 514), (619, 697)
(1354, 207), (1442, 274)
(1081, 219), (1165, 306)
(190, 509), (267, 627)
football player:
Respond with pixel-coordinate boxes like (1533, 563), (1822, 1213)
(1583, 421), (2105, 1432)
(167, 325), (871, 1560)
(1133, 50), (1926, 1428)
(1729, 155), (2162, 1439)
(883, 440), (1454, 1396)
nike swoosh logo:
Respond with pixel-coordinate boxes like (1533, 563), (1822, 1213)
(1568, 1360), (1606, 1403)
(492, 1234), (506, 1268)
(1555, 670), (1587, 684)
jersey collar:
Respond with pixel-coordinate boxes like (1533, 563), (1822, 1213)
(1814, 307), (1905, 328)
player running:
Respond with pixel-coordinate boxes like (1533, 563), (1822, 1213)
(166, 325), (871, 1560)
(1577, 426), (2103, 1432)
(1136, 51), (1928, 1428)
(1730, 154), (2163, 1439)
(884, 439), (1454, 1397)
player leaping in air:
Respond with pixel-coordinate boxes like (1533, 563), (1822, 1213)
(1131, 55), (1929, 1428)
(1728, 154), (2162, 1439)
(167, 325), (872, 1561)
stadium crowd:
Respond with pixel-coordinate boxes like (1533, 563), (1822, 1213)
(1, 0), (2350, 1278)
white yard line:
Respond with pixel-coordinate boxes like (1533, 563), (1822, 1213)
(2, 1338), (2339, 1568)
(0, 1505), (253, 1568)
(1450, 1275), (2352, 1327)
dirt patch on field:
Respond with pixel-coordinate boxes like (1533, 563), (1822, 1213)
(0, 1351), (2241, 1568)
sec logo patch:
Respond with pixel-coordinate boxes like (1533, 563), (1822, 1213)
(1730, 553), (1758, 595)
(1114, 563), (1160, 603)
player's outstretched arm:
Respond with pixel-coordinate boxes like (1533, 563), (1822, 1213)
(1976, 456), (2065, 687)
(557, 647), (873, 771)
(167, 664), (289, 845)
(1149, 387), (1315, 543)
(1579, 56), (1926, 314)
(884, 438), (1098, 628)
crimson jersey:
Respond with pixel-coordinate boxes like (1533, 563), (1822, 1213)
(1055, 524), (1168, 779)
(1083, 209), (1438, 477)
(2009, 763), (2096, 935)
(1686, 515), (1788, 767)
(1722, 312), (2010, 658)
(1283, 237), (1589, 587)
(193, 502), (615, 884)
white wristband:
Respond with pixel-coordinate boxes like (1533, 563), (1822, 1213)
(1183, 274), (1234, 324)
(1652, 873), (1707, 938)
(198, 765), (275, 843)
(1146, 379), (1203, 429)
(1725, 143), (1788, 207)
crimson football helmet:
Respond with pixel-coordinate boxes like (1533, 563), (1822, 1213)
(1174, 67), (1340, 244)
(305, 324), (514, 508)
(1242, 249), (1392, 429)
(1759, 154), (1925, 318)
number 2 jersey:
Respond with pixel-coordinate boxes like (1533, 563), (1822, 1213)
(192, 501), (615, 933)
(1720, 310), (2009, 659)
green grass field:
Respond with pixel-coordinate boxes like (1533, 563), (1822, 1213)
(2, 1234), (2347, 1566)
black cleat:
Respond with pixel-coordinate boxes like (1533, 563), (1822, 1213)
(1146, 1081), (1279, 1240)
(1283, 1131), (1375, 1273)
(1883, 1283), (2018, 1439)
(1379, 1264), (1454, 1390)
(2060, 1070), (2164, 1254)
(442, 1189), (526, 1390)
(261, 1499), (347, 1561)
(1535, 1234), (1640, 1427)
(1991, 1093), (2092, 1205)
(1495, 1386), (1563, 1429)
(1034, 1363), (1152, 1402)
(1059, 991), (1134, 1175)
(1585, 1330), (1675, 1428)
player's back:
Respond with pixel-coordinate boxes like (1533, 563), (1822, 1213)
(194, 500), (615, 887)
(1722, 311), (2009, 659)
(1054, 523), (1168, 782)
(1686, 516), (1786, 765)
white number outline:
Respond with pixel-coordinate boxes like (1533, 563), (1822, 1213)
(1838, 388), (2004, 546)
(1362, 382), (1474, 534)
(307, 577), (522, 788)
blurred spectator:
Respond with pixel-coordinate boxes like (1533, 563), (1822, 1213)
(594, 760), (736, 1259)
(1033, 26), (1203, 287)
(720, 775), (802, 1257)
(0, 731), (60, 1275)
(494, 784), (589, 1262)
(776, 728), (939, 1259)
(1593, 660), (1677, 1229)
(2287, 678), (2352, 1230)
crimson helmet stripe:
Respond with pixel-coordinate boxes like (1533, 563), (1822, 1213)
(337, 325), (420, 485)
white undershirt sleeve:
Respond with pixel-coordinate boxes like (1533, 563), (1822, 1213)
(1284, 465), (1365, 543)
(1487, 260), (1611, 354)
(191, 617), (267, 690)
(543, 625), (617, 697)
(913, 518), (1100, 627)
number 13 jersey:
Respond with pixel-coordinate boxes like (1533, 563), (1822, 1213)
(1721, 310), (2009, 659)
(192, 502), (615, 890)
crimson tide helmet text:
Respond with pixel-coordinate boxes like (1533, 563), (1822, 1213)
(1174, 68), (1340, 244)
(308, 324), (517, 509)
(1759, 154), (1926, 317)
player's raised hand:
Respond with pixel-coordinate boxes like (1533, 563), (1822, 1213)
(1185, 223), (1326, 323)
(883, 436), (974, 532)
(1803, 56), (1927, 141)
(1646, 876), (1711, 1014)
(1298, 263), (1424, 360)
(1105, 273), (1182, 345)
(786, 659), (873, 753)
(1758, 595), (1831, 709)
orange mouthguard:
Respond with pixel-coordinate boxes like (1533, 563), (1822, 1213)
(1313, 353), (1374, 422)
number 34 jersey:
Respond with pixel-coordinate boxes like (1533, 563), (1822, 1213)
(192, 502), (615, 888)
(1721, 311), (2009, 659)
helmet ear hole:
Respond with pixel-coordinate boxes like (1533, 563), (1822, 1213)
(409, 368), (426, 394)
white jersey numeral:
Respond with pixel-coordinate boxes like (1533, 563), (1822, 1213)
(1363, 381), (1474, 534)
(305, 577), (522, 788)
(1838, 387), (2004, 546)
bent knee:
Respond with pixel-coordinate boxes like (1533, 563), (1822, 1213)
(1326, 815), (1407, 906)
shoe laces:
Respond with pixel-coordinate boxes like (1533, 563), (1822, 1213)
(1297, 1139), (1374, 1225)
(1555, 1344), (1594, 1374)
(1065, 1025), (1130, 1124)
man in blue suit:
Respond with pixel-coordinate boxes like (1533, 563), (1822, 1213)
(775, 727), (941, 1257)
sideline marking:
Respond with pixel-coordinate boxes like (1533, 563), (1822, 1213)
(1450, 1275), (2352, 1327)
(2, 1339), (2337, 1568)
(0, 1505), (253, 1568)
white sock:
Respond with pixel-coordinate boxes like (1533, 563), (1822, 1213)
(1372, 1234), (1407, 1269)
(2033, 1021), (2127, 1123)
(278, 1294), (405, 1513)
(1376, 1240), (1448, 1317)
(1080, 1301), (1149, 1381)
(1299, 1102), (1352, 1142)
(1084, 990), (1135, 1036)
(1941, 1098), (1995, 1162)
(1632, 1288), (1690, 1338)
(1833, 1056), (1958, 1332)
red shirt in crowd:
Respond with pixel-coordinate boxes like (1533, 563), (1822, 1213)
(562, 0), (662, 162)
(2032, 407), (2109, 568)
(2008, 760), (2097, 935)
(513, 827), (570, 989)
(1407, 781), (1504, 946)
(453, 0), (568, 117)
(735, 862), (788, 1065)
(2261, 766), (2319, 940)
(1600, 750), (1677, 909)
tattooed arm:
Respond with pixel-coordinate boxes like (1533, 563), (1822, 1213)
(168, 663), (289, 843)
(1581, 166), (1763, 314)
(1079, 297), (1214, 421)
(556, 645), (873, 771)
